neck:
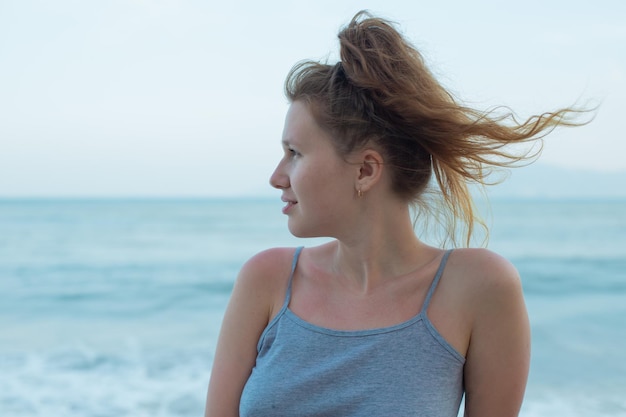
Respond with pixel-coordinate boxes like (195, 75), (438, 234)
(329, 201), (435, 294)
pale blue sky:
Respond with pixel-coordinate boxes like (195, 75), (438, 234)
(1, 0), (624, 197)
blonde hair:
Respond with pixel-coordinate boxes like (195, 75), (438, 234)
(285, 11), (592, 246)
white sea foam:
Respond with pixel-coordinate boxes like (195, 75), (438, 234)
(521, 394), (626, 417)
(0, 343), (212, 417)
(4, 345), (625, 417)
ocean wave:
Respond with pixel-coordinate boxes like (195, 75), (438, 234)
(512, 256), (626, 295)
(0, 344), (212, 417)
(521, 390), (626, 417)
(2, 345), (625, 417)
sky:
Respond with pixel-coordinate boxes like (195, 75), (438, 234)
(1, 0), (624, 197)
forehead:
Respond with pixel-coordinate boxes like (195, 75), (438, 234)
(282, 101), (330, 146)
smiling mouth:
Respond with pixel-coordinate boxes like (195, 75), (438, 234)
(282, 200), (297, 214)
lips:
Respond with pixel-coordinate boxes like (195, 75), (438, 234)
(281, 197), (297, 214)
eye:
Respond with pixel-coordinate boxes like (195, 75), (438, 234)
(287, 147), (301, 158)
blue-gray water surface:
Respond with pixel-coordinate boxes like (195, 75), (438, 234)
(1, 198), (624, 416)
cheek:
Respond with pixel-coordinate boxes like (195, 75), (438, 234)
(311, 168), (353, 204)
(291, 156), (353, 201)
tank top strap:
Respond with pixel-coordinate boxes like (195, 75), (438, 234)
(420, 249), (453, 314)
(283, 246), (304, 306)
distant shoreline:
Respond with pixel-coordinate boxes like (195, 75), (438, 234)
(2, 164), (625, 201)
(1, 196), (625, 203)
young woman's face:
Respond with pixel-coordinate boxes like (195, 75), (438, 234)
(270, 101), (357, 238)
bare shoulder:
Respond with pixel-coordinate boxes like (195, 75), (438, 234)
(428, 247), (524, 355)
(234, 247), (300, 317)
(448, 247), (518, 275)
(238, 247), (298, 283)
(447, 247), (521, 292)
(443, 247), (524, 318)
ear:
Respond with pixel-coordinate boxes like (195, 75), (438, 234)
(355, 149), (384, 193)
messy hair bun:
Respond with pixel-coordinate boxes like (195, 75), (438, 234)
(285, 10), (590, 245)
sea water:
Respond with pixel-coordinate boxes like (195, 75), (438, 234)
(0, 198), (624, 416)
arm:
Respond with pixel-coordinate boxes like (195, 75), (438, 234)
(204, 248), (293, 417)
(463, 251), (531, 417)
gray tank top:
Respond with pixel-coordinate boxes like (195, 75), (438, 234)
(239, 247), (464, 417)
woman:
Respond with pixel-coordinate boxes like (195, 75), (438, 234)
(205, 11), (587, 417)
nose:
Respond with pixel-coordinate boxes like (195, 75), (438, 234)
(269, 159), (289, 189)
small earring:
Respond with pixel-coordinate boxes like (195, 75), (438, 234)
(357, 188), (363, 198)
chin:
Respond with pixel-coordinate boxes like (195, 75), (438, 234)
(287, 226), (313, 239)
(287, 220), (324, 239)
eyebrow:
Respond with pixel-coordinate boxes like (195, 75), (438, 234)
(282, 136), (303, 149)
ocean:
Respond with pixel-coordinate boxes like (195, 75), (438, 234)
(0, 198), (625, 416)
